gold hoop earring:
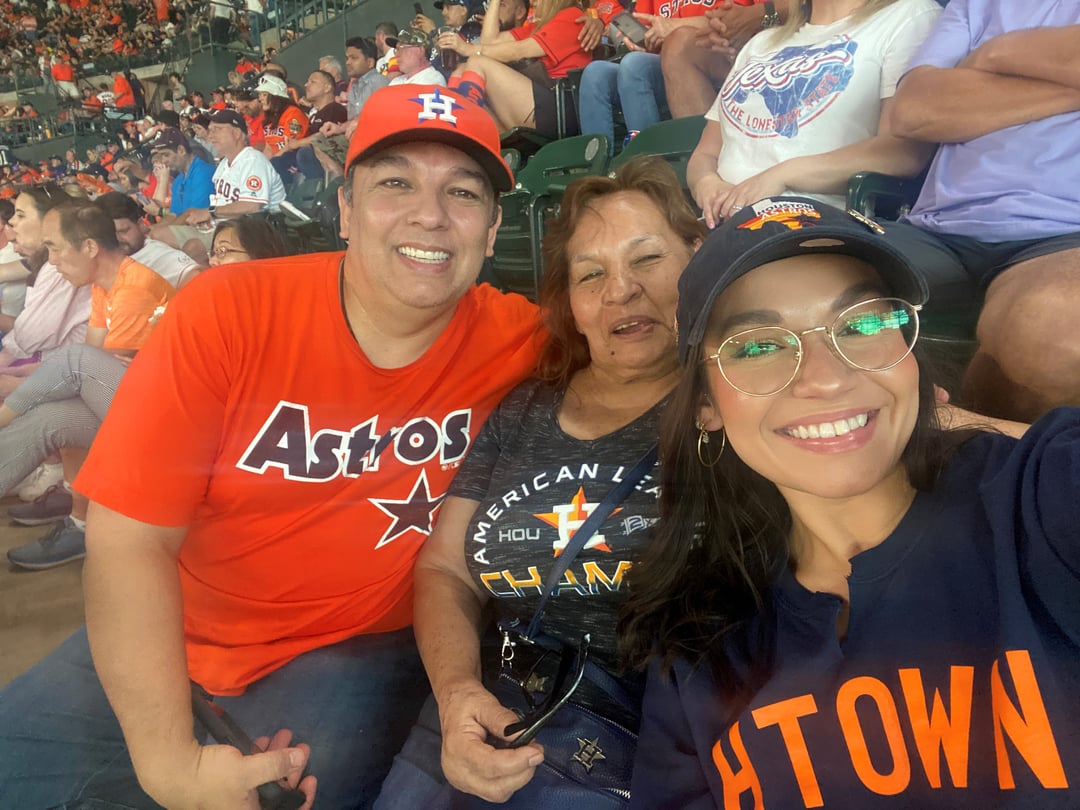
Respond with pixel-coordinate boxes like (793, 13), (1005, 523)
(696, 423), (726, 467)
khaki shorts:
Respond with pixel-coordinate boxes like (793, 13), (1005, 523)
(168, 225), (215, 252)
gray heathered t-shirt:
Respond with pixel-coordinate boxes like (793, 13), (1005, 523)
(450, 377), (663, 675)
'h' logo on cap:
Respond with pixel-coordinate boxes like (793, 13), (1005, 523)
(413, 88), (459, 126)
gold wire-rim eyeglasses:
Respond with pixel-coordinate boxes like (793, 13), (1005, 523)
(703, 297), (922, 397)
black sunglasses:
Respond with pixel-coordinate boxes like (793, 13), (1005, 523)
(496, 633), (590, 748)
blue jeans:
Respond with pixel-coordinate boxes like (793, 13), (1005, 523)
(0, 626), (429, 809)
(296, 145), (324, 180)
(577, 52), (666, 145)
(247, 10), (266, 49)
(374, 693), (452, 809)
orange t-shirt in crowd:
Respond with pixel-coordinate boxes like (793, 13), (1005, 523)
(113, 73), (135, 107)
(245, 112), (266, 148)
(262, 105), (309, 153)
(76, 253), (543, 694)
(53, 60), (75, 82)
(509, 6), (593, 79)
(89, 257), (175, 351)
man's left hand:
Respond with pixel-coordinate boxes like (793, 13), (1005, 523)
(576, 14), (604, 52)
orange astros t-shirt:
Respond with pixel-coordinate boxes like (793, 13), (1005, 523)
(263, 106), (309, 154)
(76, 252), (543, 694)
(90, 257), (175, 351)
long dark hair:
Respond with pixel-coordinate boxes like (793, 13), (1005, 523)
(262, 94), (301, 131)
(618, 344), (984, 708)
(213, 214), (289, 260)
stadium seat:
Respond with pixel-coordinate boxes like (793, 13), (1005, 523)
(491, 134), (610, 299)
(285, 177), (325, 210)
(501, 148), (522, 175)
(846, 170), (926, 221)
(276, 177), (345, 254)
(498, 78), (578, 163)
(609, 116), (707, 196)
(845, 169), (977, 389)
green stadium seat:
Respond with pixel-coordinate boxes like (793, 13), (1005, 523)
(845, 169), (976, 384)
(491, 134), (611, 299)
(609, 116), (706, 195)
(501, 148), (522, 176)
(846, 170), (925, 221)
(498, 78), (578, 163)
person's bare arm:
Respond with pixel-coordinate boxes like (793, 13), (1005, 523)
(686, 120), (734, 229)
(0, 313), (15, 332)
(83, 506), (196, 800)
(150, 164), (171, 208)
(414, 496), (544, 803)
(185, 201), (266, 227)
(717, 96), (935, 219)
(85, 326), (108, 348)
(215, 200), (266, 217)
(412, 12), (436, 34)
(962, 25), (1080, 90)
(440, 0), (532, 61)
(890, 65), (1080, 143)
(84, 505), (314, 808)
(576, 13), (603, 52)
(635, 13), (707, 52)
(696, 0), (778, 53)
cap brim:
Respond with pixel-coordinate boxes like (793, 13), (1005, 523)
(680, 226), (928, 365)
(348, 128), (514, 193)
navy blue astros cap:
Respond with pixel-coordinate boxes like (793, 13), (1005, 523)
(676, 197), (928, 366)
(208, 108), (248, 132)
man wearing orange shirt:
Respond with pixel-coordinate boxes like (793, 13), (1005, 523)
(0, 84), (543, 810)
(52, 52), (79, 100)
(2, 200), (174, 571)
(109, 69), (136, 118)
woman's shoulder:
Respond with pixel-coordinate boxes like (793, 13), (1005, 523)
(546, 5), (586, 25)
(936, 408), (1080, 503)
(855, 0), (943, 37)
(492, 376), (559, 420)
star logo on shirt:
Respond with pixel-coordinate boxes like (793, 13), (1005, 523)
(533, 486), (618, 557)
(371, 469), (445, 549)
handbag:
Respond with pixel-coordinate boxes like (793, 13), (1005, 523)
(513, 57), (556, 90)
(470, 445), (658, 809)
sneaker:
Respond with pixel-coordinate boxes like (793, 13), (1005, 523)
(16, 462), (64, 502)
(7, 517), (86, 570)
(8, 484), (73, 526)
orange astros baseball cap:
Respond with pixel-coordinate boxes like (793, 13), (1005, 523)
(675, 197), (928, 365)
(344, 84), (513, 192)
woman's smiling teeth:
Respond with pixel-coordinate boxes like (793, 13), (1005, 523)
(783, 412), (870, 440)
(612, 319), (653, 334)
(398, 245), (449, 264)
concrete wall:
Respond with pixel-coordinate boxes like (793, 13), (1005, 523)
(273, 0), (438, 78)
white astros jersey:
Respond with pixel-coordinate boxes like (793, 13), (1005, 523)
(210, 146), (285, 211)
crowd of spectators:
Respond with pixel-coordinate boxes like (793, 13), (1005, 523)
(0, 0), (1077, 807)
(0, 0), (194, 92)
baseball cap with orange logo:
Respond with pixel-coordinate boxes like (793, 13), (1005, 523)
(343, 84), (513, 193)
(675, 197), (928, 365)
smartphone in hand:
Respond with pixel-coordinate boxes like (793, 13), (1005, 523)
(609, 11), (649, 47)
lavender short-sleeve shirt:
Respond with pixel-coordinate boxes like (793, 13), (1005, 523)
(903, 0), (1080, 242)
